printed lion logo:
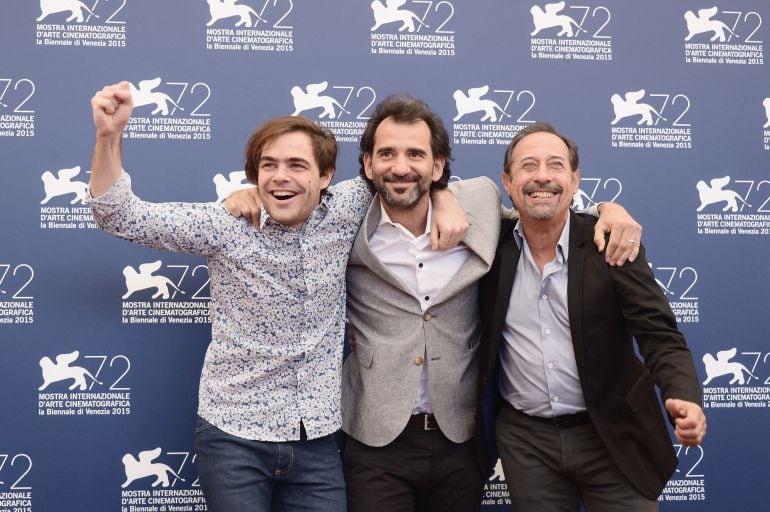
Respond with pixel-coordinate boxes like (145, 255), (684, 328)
(121, 448), (185, 488)
(571, 188), (594, 211)
(41, 165), (89, 205)
(129, 78), (184, 116)
(370, 0), (428, 33)
(39, 350), (102, 391)
(530, 1), (584, 37)
(695, 175), (751, 212)
(452, 86), (510, 123)
(762, 98), (770, 129)
(489, 458), (506, 482)
(37, 0), (98, 23)
(213, 171), (252, 201)
(205, 0), (265, 28)
(290, 81), (350, 119)
(684, 7), (739, 42)
(702, 348), (756, 385)
(122, 260), (185, 300)
(610, 89), (666, 126)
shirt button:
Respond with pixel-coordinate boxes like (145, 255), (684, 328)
(423, 313), (431, 321)
(415, 356), (424, 365)
(545, 328), (551, 335)
(542, 294), (548, 300)
(547, 362), (554, 369)
(418, 262), (424, 268)
(424, 296), (430, 301)
(553, 396), (560, 402)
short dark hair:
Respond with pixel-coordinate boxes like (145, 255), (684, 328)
(244, 116), (337, 185)
(502, 122), (579, 174)
(358, 94), (452, 191)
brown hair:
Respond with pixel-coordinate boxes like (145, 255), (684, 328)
(358, 94), (452, 192)
(244, 116), (337, 185)
(502, 122), (579, 174)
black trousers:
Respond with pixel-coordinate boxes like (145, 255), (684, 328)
(343, 426), (486, 512)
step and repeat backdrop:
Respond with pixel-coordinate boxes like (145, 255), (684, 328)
(1, 1), (769, 511)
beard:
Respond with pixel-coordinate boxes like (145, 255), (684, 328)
(521, 182), (565, 220)
(373, 173), (431, 210)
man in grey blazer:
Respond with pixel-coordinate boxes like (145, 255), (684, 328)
(224, 97), (642, 511)
(340, 96), (642, 512)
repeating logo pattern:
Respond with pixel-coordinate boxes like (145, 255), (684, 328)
(683, 6), (764, 65)
(124, 78), (212, 141)
(528, 2), (613, 62)
(695, 175), (770, 236)
(120, 448), (205, 509)
(609, 88), (693, 150)
(369, 0), (457, 56)
(0, 453), (33, 508)
(213, 170), (252, 201)
(451, 85), (535, 146)
(0, 78), (35, 138)
(481, 458), (510, 507)
(37, 350), (132, 416)
(35, 0), (127, 47)
(0, 263), (34, 325)
(38, 165), (96, 231)
(121, 260), (211, 325)
(701, 347), (770, 410)
(204, 0), (294, 52)
(288, 81), (378, 142)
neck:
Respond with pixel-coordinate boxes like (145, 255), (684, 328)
(382, 197), (429, 237)
(519, 211), (569, 273)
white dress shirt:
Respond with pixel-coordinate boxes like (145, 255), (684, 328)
(368, 200), (471, 414)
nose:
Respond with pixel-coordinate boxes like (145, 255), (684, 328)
(533, 163), (551, 183)
(390, 153), (411, 175)
(271, 164), (291, 183)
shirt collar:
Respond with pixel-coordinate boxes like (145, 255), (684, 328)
(377, 196), (433, 238)
(512, 215), (571, 261)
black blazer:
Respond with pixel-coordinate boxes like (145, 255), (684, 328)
(476, 212), (702, 499)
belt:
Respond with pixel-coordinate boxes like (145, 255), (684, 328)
(513, 407), (590, 429)
(406, 414), (440, 431)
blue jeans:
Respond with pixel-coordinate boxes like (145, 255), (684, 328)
(195, 416), (346, 512)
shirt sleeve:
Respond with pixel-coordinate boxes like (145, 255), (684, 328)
(89, 172), (239, 257)
(325, 175), (374, 226)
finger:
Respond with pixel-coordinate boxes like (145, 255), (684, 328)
(430, 223), (440, 251)
(603, 225), (625, 266)
(665, 398), (686, 418)
(593, 229), (607, 254)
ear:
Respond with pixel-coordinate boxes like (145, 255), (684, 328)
(320, 167), (335, 189)
(363, 153), (374, 180)
(432, 155), (446, 182)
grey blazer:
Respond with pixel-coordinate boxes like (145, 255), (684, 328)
(342, 176), (501, 446)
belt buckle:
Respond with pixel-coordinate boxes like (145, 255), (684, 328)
(424, 414), (439, 431)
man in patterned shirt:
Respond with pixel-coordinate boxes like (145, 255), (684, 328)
(225, 95), (643, 512)
(88, 82), (465, 512)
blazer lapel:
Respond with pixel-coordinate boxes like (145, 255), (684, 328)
(567, 212), (588, 370)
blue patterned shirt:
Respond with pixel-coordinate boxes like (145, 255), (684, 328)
(90, 172), (372, 441)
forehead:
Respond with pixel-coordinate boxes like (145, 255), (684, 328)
(261, 130), (315, 162)
(512, 131), (569, 161)
(373, 117), (432, 149)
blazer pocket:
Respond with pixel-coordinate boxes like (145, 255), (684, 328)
(355, 340), (375, 369)
(623, 370), (655, 413)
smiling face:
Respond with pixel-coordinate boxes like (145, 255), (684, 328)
(257, 131), (332, 230)
(363, 117), (445, 212)
(502, 131), (580, 224)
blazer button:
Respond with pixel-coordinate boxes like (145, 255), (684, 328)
(423, 313), (431, 321)
(415, 356), (424, 365)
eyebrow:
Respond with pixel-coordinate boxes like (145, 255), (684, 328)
(376, 146), (428, 157)
(259, 156), (311, 166)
